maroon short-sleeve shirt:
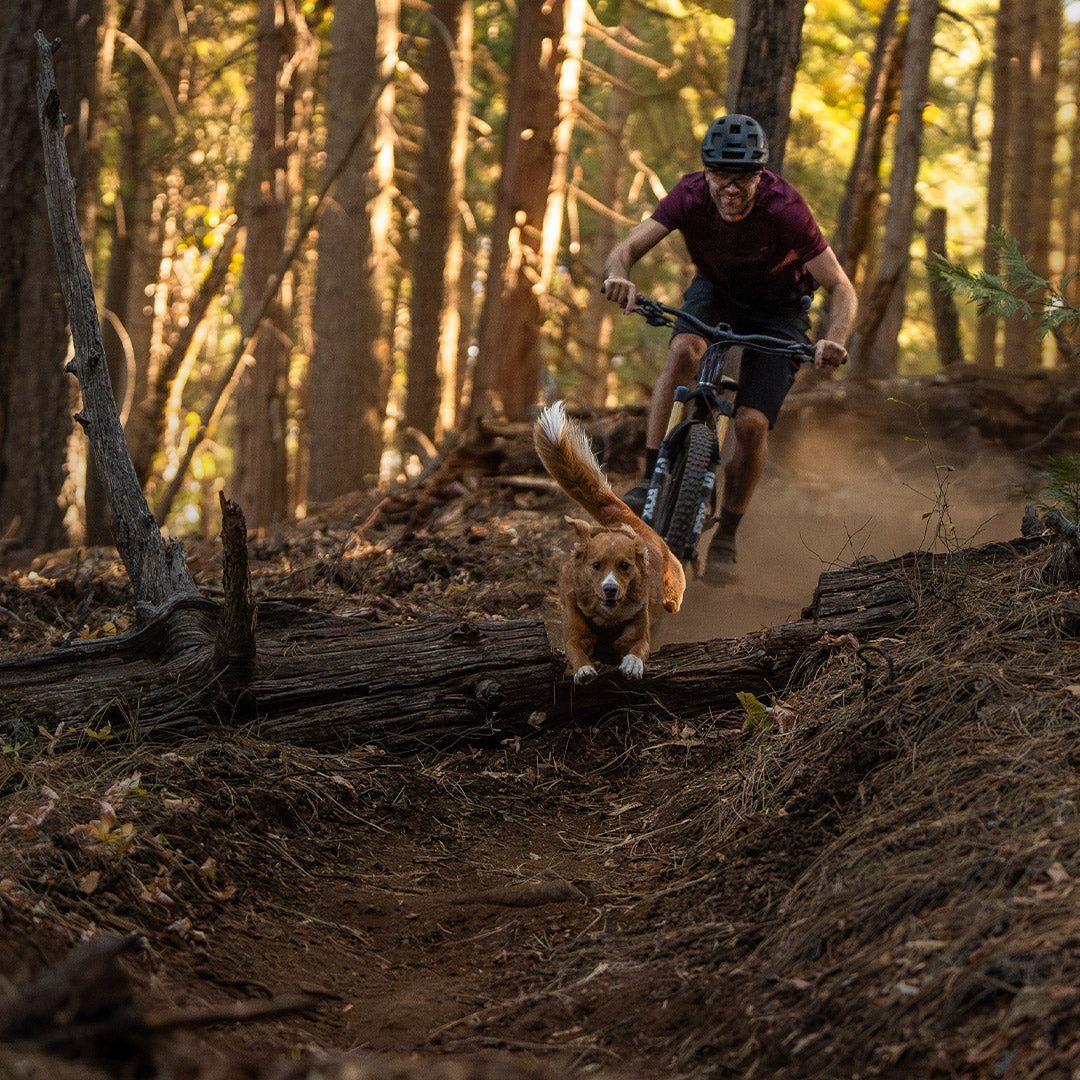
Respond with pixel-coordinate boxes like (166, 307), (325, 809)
(651, 170), (828, 305)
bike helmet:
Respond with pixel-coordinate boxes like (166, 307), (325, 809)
(700, 114), (769, 172)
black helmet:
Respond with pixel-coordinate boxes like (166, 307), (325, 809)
(701, 114), (769, 172)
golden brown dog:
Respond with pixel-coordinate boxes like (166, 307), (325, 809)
(534, 402), (686, 682)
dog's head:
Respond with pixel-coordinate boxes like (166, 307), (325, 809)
(566, 517), (649, 612)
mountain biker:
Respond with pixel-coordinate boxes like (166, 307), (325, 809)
(602, 114), (857, 586)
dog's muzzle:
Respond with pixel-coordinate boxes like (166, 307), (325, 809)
(601, 574), (621, 605)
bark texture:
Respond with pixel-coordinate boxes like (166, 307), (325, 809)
(0, 536), (1046, 752)
(35, 31), (198, 613)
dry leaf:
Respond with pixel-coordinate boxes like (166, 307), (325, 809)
(6, 786), (60, 836)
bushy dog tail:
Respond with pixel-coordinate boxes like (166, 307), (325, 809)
(534, 402), (686, 614)
(533, 401), (628, 530)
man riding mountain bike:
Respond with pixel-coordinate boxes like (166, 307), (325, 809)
(602, 114), (857, 586)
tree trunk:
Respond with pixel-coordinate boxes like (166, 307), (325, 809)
(308, 0), (393, 502)
(834, 0), (903, 292)
(0, 535), (1048, 750)
(0, 2), (99, 556)
(35, 31), (198, 613)
(728, 0), (806, 174)
(90, 0), (180, 544)
(1064, 16), (1080, 318)
(539, 0), (586, 292)
(576, 17), (636, 409)
(471, 0), (565, 422)
(406, 0), (470, 442)
(849, 0), (939, 378)
(925, 208), (964, 368)
(1003, 0), (1059, 370)
(977, 0), (1016, 370)
(234, 0), (310, 529)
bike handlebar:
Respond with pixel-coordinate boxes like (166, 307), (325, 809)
(631, 295), (817, 360)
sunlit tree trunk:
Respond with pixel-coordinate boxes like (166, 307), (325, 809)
(849, 0), (939, 378)
(0, 0), (100, 555)
(234, 0), (311, 529)
(727, 0), (806, 173)
(834, 0), (903, 293)
(308, 0), (394, 502)
(471, 0), (565, 422)
(540, 0), (586, 290)
(91, 0), (178, 543)
(1063, 18), (1080, 321)
(577, 17), (636, 408)
(1003, 0), (1060, 369)
(405, 0), (471, 442)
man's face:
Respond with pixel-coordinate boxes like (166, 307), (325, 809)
(705, 168), (761, 222)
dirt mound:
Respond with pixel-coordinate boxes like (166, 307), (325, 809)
(2, 414), (1079, 1079)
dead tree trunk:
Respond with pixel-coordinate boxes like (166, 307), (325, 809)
(33, 31), (256, 715)
(35, 31), (197, 616)
(0, 536), (1048, 751)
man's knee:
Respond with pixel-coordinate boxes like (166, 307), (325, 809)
(665, 334), (703, 382)
(734, 406), (769, 446)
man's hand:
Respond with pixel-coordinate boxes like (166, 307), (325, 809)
(813, 339), (848, 370)
(602, 275), (638, 314)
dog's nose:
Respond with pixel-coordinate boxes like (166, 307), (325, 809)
(602, 572), (620, 602)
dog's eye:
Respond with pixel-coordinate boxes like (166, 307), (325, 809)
(592, 560), (602, 570)
(619, 560), (631, 571)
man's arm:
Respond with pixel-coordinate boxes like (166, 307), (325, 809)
(805, 245), (857, 370)
(602, 219), (671, 313)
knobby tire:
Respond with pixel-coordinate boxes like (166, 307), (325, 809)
(656, 422), (716, 563)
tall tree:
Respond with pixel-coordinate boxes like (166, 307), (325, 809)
(308, 0), (396, 501)
(405, 0), (472, 442)
(849, 0), (940, 377)
(234, 0), (314, 528)
(539, 0), (586, 291)
(726, 0), (806, 173)
(1003, 0), (1060, 369)
(976, 0), (1016, 369)
(834, 0), (904, 293)
(576, 17), (638, 408)
(89, 0), (181, 543)
(471, 0), (565, 421)
(0, 1), (101, 555)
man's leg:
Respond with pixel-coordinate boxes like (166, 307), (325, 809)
(623, 333), (705, 512)
(721, 406), (769, 514)
(704, 405), (769, 585)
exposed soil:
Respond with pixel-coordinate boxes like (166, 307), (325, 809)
(2, 400), (1080, 1080)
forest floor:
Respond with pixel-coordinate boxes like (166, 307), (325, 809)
(3, 390), (1080, 1080)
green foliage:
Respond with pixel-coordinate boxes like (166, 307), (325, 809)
(930, 228), (1080, 343)
(1031, 456), (1080, 522)
(736, 690), (772, 733)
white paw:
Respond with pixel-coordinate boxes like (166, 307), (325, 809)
(619, 655), (644, 679)
(573, 664), (597, 684)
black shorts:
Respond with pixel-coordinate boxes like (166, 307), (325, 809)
(674, 276), (813, 429)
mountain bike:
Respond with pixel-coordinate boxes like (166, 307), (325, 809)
(629, 295), (816, 570)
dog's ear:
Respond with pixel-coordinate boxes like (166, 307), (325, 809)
(565, 516), (593, 541)
(635, 538), (650, 574)
(565, 516), (594, 555)
(616, 523), (637, 540)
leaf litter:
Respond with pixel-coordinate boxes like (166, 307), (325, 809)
(1, 418), (1080, 1078)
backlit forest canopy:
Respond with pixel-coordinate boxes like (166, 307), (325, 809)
(1, 0), (1076, 552)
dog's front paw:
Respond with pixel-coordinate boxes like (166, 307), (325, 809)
(619, 655), (644, 679)
(572, 664), (597, 684)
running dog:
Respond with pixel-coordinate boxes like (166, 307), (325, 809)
(533, 402), (685, 682)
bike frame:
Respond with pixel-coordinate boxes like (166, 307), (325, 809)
(631, 295), (815, 565)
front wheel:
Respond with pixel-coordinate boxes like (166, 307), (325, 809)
(652, 422), (718, 564)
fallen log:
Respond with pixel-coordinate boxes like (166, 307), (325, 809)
(0, 535), (1050, 751)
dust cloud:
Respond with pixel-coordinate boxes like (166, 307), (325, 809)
(654, 420), (1036, 643)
